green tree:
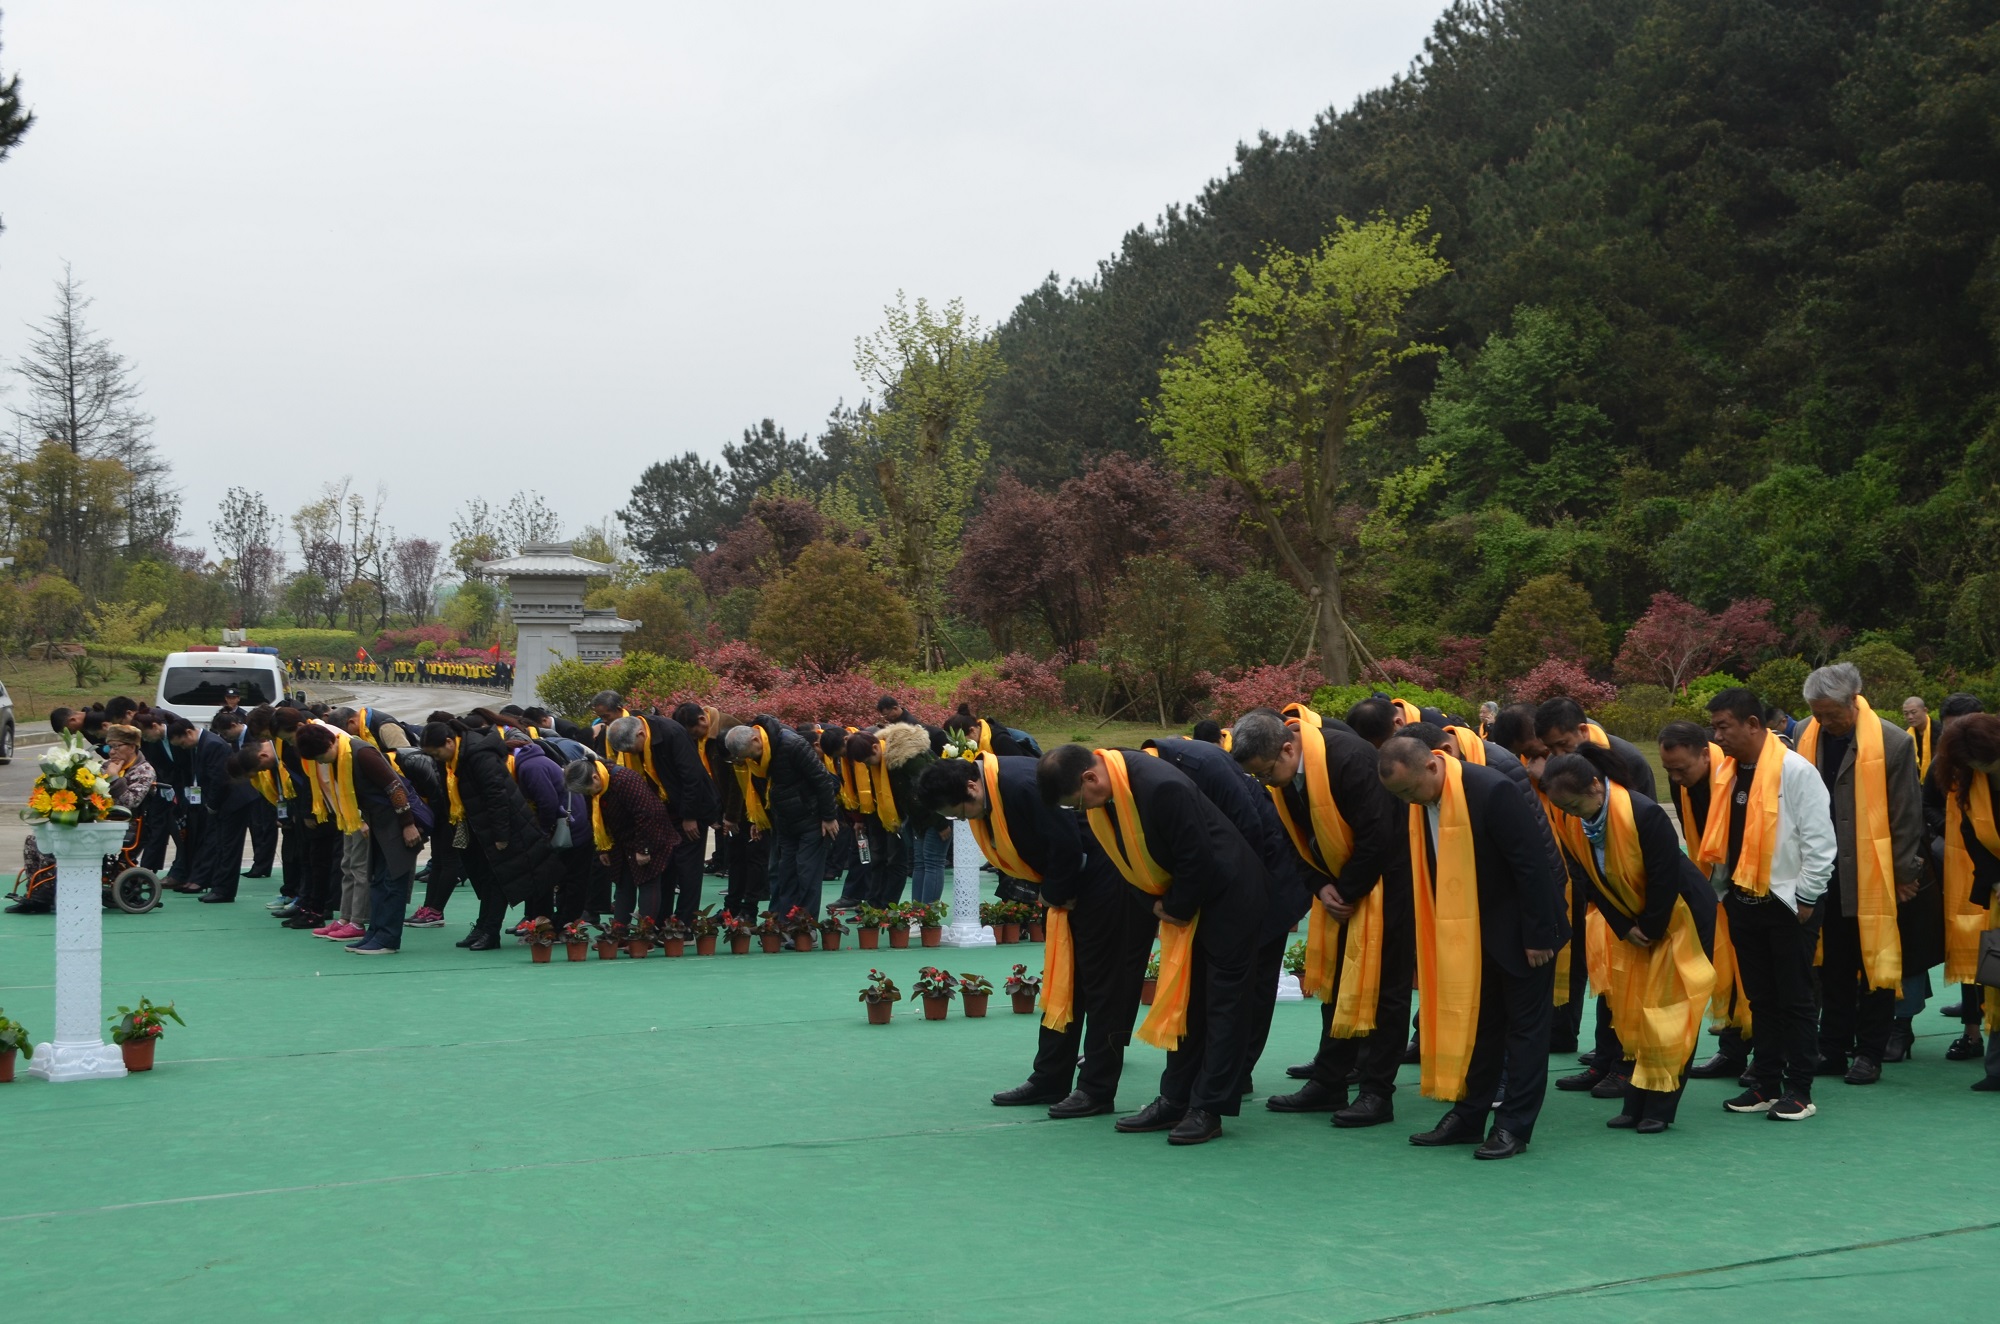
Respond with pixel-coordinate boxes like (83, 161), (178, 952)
(1746, 656), (1812, 713)
(25, 573), (84, 645)
(1486, 573), (1606, 680)
(853, 294), (1000, 668)
(1149, 214), (1449, 683)
(750, 540), (916, 669)
(1836, 640), (1923, 705)
(1218, 567), (1310, 667)
(1099, 555), (1227, 724)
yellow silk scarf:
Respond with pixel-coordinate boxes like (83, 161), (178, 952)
(589, 760), (614, 851)
(867, 740), (901, 834)
(1085, 750), (1195, 1051)
(351, 708), (381, 752)
(1282, 702), (1322, 728)
(695, 707), (721, 782)
(1695, 731), (1786, 894)
(963, 754), (1074, 1033)
(1943, 773), (2000, 985)
(1554, 785), (1717, 1092)
(1675, 745), (1724, 859)
(308, 728), (364, 834)
(1409, 755), (1481, 1101)
(1909, 718), (1932, 780)
(733, 731), (773, 830)
(1444, 726), (1487, 765)
(1796, 701), (1901, 990)
(443, 742), (465, 825)
(615, 719), (670, 803)
(1267, 718), (1382, 1035)
(1392, 697), (1422, 726)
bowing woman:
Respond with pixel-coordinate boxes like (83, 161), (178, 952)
(1539, 744), (1717, 1132)
(562, 757), (680, 929)
(1932, 713), (2000, 1092)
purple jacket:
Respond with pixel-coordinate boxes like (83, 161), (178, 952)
(509, 740), (576, 836)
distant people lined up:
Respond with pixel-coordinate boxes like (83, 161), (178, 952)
(292, 657), (511, 688)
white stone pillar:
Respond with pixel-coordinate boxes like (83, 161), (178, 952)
(1277, 972), (1304, 1002)
(28, 820), (133, 1082)
(938, 819), (995, 949)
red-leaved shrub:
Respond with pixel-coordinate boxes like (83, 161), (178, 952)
(1510, 658), (1618, 709)
(1369, 657), (1441, 690)
(951, 653), (1069, 720)
(1199, 660), (1322, 721)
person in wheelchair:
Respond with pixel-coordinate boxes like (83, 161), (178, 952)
(8, 724), (156, 915)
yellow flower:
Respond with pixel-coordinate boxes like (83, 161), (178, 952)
(28, 788), (51, 812)
(74, 768), (97, 789)
(49, 790), (77, 812)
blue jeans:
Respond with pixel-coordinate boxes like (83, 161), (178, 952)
(364, 855), (414, 949)
(905, 823), (945, 904)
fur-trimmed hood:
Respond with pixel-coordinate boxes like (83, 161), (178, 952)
(877, 720), (933, 772)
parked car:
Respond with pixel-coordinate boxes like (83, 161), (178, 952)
(154, 649), (292, 724)
(0, 677), (14, 762)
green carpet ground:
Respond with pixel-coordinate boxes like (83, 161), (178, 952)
(3, 872), (1998, 1323)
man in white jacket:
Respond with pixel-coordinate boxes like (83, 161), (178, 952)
(1705, 687), (1839, 1121)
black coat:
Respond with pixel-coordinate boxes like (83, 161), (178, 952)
(1415, 762), (1572, 977)
(1103, 750), (1270, 956)
(191, 730), (260, 813)
(1481, 741), (1570, 905)
(634, 715), (718, 824)
(1145, 736), (1312, 939)
(1565, 791), (1717, 948)
(986, 755), (1090, 905)
(1603, 732), (1658, 803)
(750, 715), (838, 836)
(457, 727), (560, 903)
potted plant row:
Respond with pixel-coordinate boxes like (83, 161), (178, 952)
(0, 1008), (30, 1083)
(1004, 964), (1040, 1015)
(859, 969), (900, 1025)
(720, 910), (754, 955)
(109, 997), (183, 1073)
(818, 912), (847, 951)
(563, 919), (593, 962)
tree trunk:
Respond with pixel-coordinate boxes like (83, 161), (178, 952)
(1316, 544), (1350, 685)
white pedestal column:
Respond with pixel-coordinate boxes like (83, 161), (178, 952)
(28, 819), (132, 1083)
(1277, 972), (1304, 1002)
(938, 819), (995, 949)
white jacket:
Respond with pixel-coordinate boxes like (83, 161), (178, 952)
(1709, 747), (1837, 911)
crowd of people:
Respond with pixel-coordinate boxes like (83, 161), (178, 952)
(10, 668), (1998, 1157)
(289, 656), (511, 687)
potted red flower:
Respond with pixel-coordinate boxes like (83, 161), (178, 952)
(627, 916), (657, 959)
(980, 902), (1007, 943)
(912, 901), (946, 948)
(1026, 904), (1046, 943)
(782, 906), (817, 952)
(854, 904), (884, 950)
(659, 915), (690, 958)
(0, 1008), (31, 1083)
(859, 969), (900, 1025)
(526, 916), (558, 963)
(720, 911), (754, 955)
(887, 904), (913, 949)
(109, 997), (184, 1072)
(756, 911), (787, 954)
(958, 971), (992, 1018)
(818, 911), (848, 951)
(1004, 964), (1041, 1015)
(598, 920), (628, 961)
(562, 919), (593, 962)
(692, 908), (721, 956)
(913, 966), (956, 1021)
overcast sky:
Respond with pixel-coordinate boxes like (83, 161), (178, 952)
(0, 1), (1447, 555)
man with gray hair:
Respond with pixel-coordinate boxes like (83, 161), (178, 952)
(606, 711), (716, 927)
(725, 715), (839, 925)
(1795, 662), (1924, 1087)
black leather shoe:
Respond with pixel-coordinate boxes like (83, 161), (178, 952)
(1401, 1039), (1420, 1065)
(454, 928), (482, 948)
(197, 892), (233, 903)
(1843, 1056), (1881, 1085)
(167, 881), (204, 894)
(1167, 1109), (1222, 1145)
(1590, 1072), (1630, 1100)
(1882, 1020), (1913, 1063)
(282, 913), (324, 929)
(1115, 1096), (1187, 1133)
(1473, 1128), (1528, 1159)
(3, 898), (51, 915)
(1285, 1061), (1315, 1080)
(1737, 1069), (1758, 1088)
(1555, 1066), (1605, 1092)
(1606, 1112), (1639, 1129)
(991, 1081), (1066, 1107)
(464, 929), (501, 951)
(241, 869), (272, 879)
(1047, 1090), (1113, 1119)
(1687, 1052), (1747, 1079)
(1266, 1079), (1342, 1113)
(1812, 1054), (1848, 1077)
(1971, 1075), (2000, 1092)
(1409, 1112), (1481, 1147)
(1946, 1035), (1984, 1061)
(1635, 1118), (1668, 1134)
(1333, 1093), (1394, 1128)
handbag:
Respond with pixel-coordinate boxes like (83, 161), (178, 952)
(551, 817), (573, 850)
(1978, 930), (2000, 989)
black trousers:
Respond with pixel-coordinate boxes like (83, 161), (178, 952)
(552, 845), (597, 923)
(863, 820), (906, 907)
(1818, 908), (1894, 1063)
(277, 813), (307, 899)
(1557, 886), (1590, 1047)
(1447, 955), (1556, 1141)
(138, 795), (180, 873)
(248, 798), (278, 873)
(168, 798), (204, 883)
(295, 820), (341, 917)
(197, 803), (253, 899)
(1303, 907), (1416, 1100)
(660, 836), (706, 925)
(1158, 926), (1258, 1116)
(1726, 891), (1822, 1097)
(1028, 883), (1153, 1101)
(1238, 936), (1287, 1094)
(422, 837), (463, 913)
(722, 824), (768, 917)
(465, 840), (510, 934)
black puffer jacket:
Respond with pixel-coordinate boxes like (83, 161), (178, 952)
(458, 726), (560, 903)
(749, 714), (837, 836)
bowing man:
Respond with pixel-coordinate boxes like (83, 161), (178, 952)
(1540, 744), (1717, 1133)
(1378, 734), (1570, 1160)
(1039, 744), (1273, 1146)
(920, 754), (1151, 1119)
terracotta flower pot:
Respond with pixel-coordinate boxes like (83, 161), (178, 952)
(626, 940), (650, 959)
(999, 923), (1019, 944)
(821, 932), (842, 951)
(531, 944), (553, 964)
(1010, 991), (1037, 1015)
(921, 925), (942, 948)
(0, 1048), (15, 1083)
(596, 940), (620, 961)
(858, 927), (880, 950)
(729, 934), (752, 955)
(794, 930), (815, 951)
(963, 992), (989, 1018)
(759, 932), (784, 954)
(888, 927), (911, 949)
(565, 941), (589, 962)
(662, 938), (685, 958)
(922, 995), (950, 1021)
(696, 934), (718, 956)
(121, 1037), (157, 1072)
(1141, 978), (1157, 1006)
(866, 1000), (893, 1025)
(1028, 922), (1045, 942)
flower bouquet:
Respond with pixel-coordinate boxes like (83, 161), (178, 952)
(23, 743), (120, 826)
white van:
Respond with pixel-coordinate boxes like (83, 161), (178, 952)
(154, 649), (294, 724)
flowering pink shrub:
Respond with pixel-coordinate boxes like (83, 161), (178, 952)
(951, 652), (1070, 720)
(697, 640), (786, 690)
(1420, 636), (1485, 689)
(1510, 658), (1618, 709)
(631, 644), (950, 727)
(1198, 660), (1322, 720)
(1369, 657), (1441, 689)
(373, 626), (463, 656)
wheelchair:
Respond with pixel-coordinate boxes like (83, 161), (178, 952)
(5, 812), (163, 915)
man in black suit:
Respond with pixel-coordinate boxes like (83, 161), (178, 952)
(1040, 744), (1274, 1146)
(168, 716), (264, 903)
(1535, 697), (1657, 802)
(1379, 734), (1570, 1159)
(1229, 709), (1412, 1129)
(920, 755), (1152, 1118)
